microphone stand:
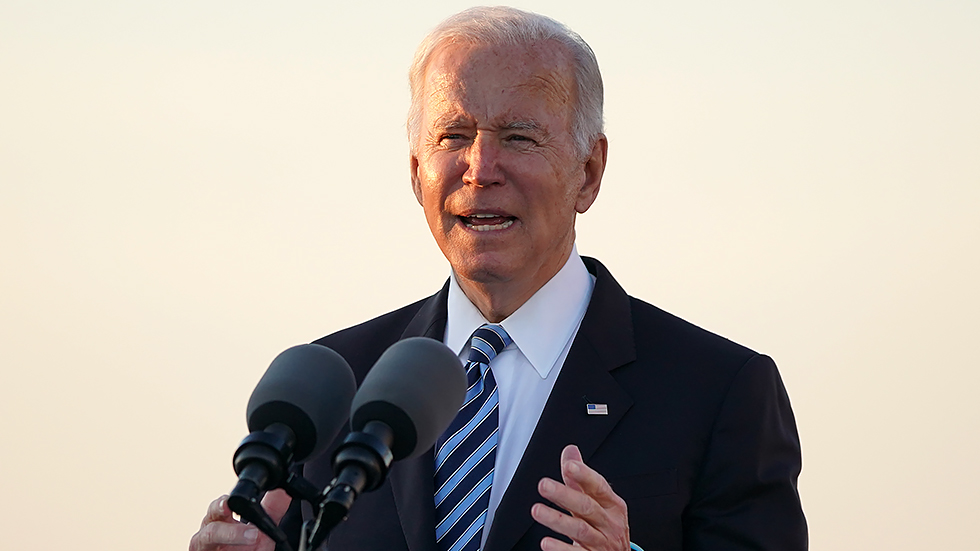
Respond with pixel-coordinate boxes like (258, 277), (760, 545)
(229, 422), (395, 551)
(228, 423), (297, 550)
(305, 421), (394, 551)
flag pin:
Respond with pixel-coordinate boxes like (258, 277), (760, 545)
(586, 403), (608, 415)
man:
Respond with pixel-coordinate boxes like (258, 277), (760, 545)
(190, 7), (806, 551)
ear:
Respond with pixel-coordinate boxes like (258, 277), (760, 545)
(575, 133), (607, 214)
(410, 153), (424, 206)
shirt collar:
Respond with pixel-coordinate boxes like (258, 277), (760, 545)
(445, 245), (595, 378)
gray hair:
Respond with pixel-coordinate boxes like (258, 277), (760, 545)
(407, 6), (604, 159)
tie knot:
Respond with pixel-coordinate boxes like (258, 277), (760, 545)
(467, 323), (512, 365)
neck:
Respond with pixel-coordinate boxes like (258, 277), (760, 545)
(456, 279), (535, 323)
(455, 248), (573, 323)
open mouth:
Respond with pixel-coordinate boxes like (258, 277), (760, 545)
(460, 213), (516, 232)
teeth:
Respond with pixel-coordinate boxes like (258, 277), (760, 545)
(471, 214), (499, 218)
(466, 219), (515, 231)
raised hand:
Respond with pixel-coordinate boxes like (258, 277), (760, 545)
(532, 445), (630, 551)
(189, 489), (291, 551)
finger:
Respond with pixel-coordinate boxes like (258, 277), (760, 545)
(190, 520), (260, 550)
(261, 489), (292, 524)
(201, 496), (234, 528)
(531, 502), (603, 549)
(561, 444), (583, 464)
(540, 535), (581, 551)
(560, 445), (585, 492)
(538, 477), (603, 523)
(560, 456), (625, 511)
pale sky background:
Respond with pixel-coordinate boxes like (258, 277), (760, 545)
(1, 1), (978, 549)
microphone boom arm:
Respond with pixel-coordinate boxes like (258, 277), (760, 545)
(307, 420), (395, 551)
(228, 423), (298, 550)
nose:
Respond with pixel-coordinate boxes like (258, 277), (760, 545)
(462, 134), (503, 187)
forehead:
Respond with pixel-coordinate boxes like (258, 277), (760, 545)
(421, 40), (576, 126)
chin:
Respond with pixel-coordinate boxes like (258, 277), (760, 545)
(449, 254), (518, 285)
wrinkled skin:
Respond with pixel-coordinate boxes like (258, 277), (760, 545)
(188, 490), (290, 551)
(410, 40), (607, 322)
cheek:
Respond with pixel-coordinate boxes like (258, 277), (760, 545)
(415, 179), (452, 228)
(419, 155), (461, 191)
(545, 172), (584, 212)
(415, 165), (443, 204)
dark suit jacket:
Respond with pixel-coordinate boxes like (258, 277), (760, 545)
(282, 257), (806, 550)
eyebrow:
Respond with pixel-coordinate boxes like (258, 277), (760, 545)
(432, 115), (471, 129)
(429, 117), (545, 133)
(500, 120), (543, 132)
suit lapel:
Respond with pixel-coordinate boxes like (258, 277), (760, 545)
(484, 258), (637, 551)
(384, 259), (635, 551)
(388, 282), (449, 551)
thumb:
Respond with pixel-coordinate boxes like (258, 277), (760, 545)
(261, 489), (292, 524)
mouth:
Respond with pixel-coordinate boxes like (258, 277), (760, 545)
(459, 213), (516, 232)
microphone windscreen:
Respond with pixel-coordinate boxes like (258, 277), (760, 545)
(350, 337), (466, 460)
(246, 344), (356, 462)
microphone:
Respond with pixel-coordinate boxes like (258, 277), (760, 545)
(228, 344), (357, 547)
(308, 337), (466, 547)
(350, 336), (468, 460)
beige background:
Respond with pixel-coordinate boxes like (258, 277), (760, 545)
(1, 1), (977, 549)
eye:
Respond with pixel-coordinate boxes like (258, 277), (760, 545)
(505, 134), (536, 145)
(437, 133), (470, 148)
(440, 133), (468, 142)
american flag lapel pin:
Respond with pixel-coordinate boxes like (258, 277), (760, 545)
(586, 403), (608, 415)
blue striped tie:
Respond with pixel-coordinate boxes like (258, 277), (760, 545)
(434, 324), (512, 551)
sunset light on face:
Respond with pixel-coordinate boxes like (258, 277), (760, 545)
(411, 41), (604, 319)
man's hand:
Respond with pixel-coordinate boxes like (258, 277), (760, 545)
(531, 445), (630, 551)
(189, 489), (291, 551)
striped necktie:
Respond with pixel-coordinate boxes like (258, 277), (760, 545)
(434, 324), (512, 551)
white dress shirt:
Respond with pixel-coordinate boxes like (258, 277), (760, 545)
(444, 245), (595, 546)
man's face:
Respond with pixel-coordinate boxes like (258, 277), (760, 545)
(411, 41), (604, 297)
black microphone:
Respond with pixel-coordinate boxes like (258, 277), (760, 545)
(228, 344), (356, 547)
(309, 337), (466, 547)
(350, 337), (468, 460)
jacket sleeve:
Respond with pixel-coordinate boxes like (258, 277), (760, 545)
(683, 354), (808, 550)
